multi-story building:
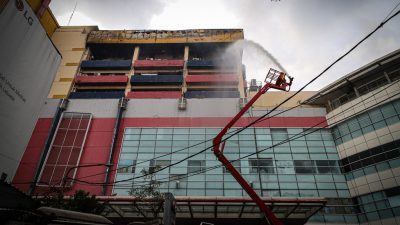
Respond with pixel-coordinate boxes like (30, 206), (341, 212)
(9, 25), (400, 225)
(305, 51), (400, 225)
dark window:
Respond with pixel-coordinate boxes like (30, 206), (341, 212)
(341, 140), (400, 173)
(316, 160), (340, 174)
(118, 159), (136, 173)
(271, 128), (288, 141)
(294, 160), (316, 174)
(188, 160), (205, 174)
(249, 159), (274, 173)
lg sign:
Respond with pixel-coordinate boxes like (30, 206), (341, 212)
(15, 0), (33, 26)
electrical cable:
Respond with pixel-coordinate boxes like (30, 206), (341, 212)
(215, 8), (400, 147)
(108, 89), (400, 188)
(67, 9), (400, 184)
(13, 8), (400, 188)
(69, 86), (400, 187)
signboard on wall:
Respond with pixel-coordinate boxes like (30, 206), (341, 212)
(0, 0), (61, 179)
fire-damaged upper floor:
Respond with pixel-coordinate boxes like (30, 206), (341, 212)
(64, 28), (247, 100)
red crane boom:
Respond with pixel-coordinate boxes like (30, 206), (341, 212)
(213, 68), (293, 225)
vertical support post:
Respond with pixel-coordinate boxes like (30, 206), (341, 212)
(36, 0), (51, 18)
(102, 98), (127, 195)
(182, 46), (189, 94)
(163, 192), (176, 225)
(384, 71), (391, 83)
(28, 98), (68, 195)
(126, 46), (140, 96)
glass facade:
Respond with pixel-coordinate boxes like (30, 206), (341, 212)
(114, 127), (352, 222)
(342, 140), (400, 181)
(330, 87), (400, 223)
(114, 127), (346, 196)
(332, 99), (400, 146)
(356, 187), (400, 223)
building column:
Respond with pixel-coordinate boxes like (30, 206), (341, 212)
(126, 46), (140, 96)
(384, 71), (391, 83)
(182, 46), (189, 94)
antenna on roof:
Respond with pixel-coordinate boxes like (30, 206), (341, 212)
(67, 0), (78, 26)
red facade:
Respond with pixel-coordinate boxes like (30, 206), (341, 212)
(12, 116), (327, 196)
(133, 60), (184, 70)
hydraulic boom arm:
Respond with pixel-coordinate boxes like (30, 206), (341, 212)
(213, 69), (293, 225)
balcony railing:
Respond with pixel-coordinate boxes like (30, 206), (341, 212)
(69, 91), (125, 99)
(186, 60), (237, 70)
(134, 60), (184, 70)
(80, 60), (132, 70)
(186, 60), (217, 69)
(127, 91), (182, 99)
(130, 75), (183, 86)
(74, 75), (129, 85)
(184, 90), (240, 98)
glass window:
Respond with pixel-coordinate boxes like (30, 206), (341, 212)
(300, 190), (318, 197)
(271, 128), (288, 141)
(189, 128), (205, 134)
(117, 159), (136, 173)
(276, 160), (295, 174)
(249, 158), (274, 173)
(39, 112), (92, 187)
(188, 160), (205, 174)
(388, 196), (400, 207)
(294, 160), (316, 174)
(125, 128), (141, 135)
(304, 129), (322, 141)
(316, 160), (340, 174)
(141, 128), (157, 134)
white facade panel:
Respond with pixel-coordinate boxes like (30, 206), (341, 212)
(0, 0), (61, 179)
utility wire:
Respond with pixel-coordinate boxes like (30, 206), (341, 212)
(109, 90), (400, 188)
(103, 8), (400, 185)
(69, 84), (400, 187)
(383, 0), (400, 21)
(74, 91), (400, 188)
(217, 8), (400, 147)
(14, 8), (400, 187)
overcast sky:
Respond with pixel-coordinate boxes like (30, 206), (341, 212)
(49, 0), (400, 91)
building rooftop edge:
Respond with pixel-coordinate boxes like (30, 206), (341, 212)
(305, 48), (400, 103)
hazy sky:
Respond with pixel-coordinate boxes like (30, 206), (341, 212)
(49, 0), (400, 91)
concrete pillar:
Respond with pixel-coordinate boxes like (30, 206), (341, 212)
(182, 46), (189, 93)
(353, 86), (360, 97)
(384, 71), (391, 83)
(126, 46), (140, 96)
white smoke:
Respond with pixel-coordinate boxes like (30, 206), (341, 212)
(221, 39), (288, 83)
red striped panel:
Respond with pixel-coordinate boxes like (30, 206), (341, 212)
(134, 60), (184, 69)
(127, 91), (182, 99)
(119, 117), (327, 128)
(186, 75), (239, 84)
(75, 75), (129, 85)
(12, 118), (113, 195)
(13, 116), (327, 195)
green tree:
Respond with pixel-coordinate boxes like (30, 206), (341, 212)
(41, 189), (104, 214)
(129, 165), (164, 219)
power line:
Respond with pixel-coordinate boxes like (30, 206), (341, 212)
(216, 8), (400, 147)
(111, 89), (400, 188)
(383, 0), (400, 22)
(13, 8), (400, 188)
(69, 84), (400, 187)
